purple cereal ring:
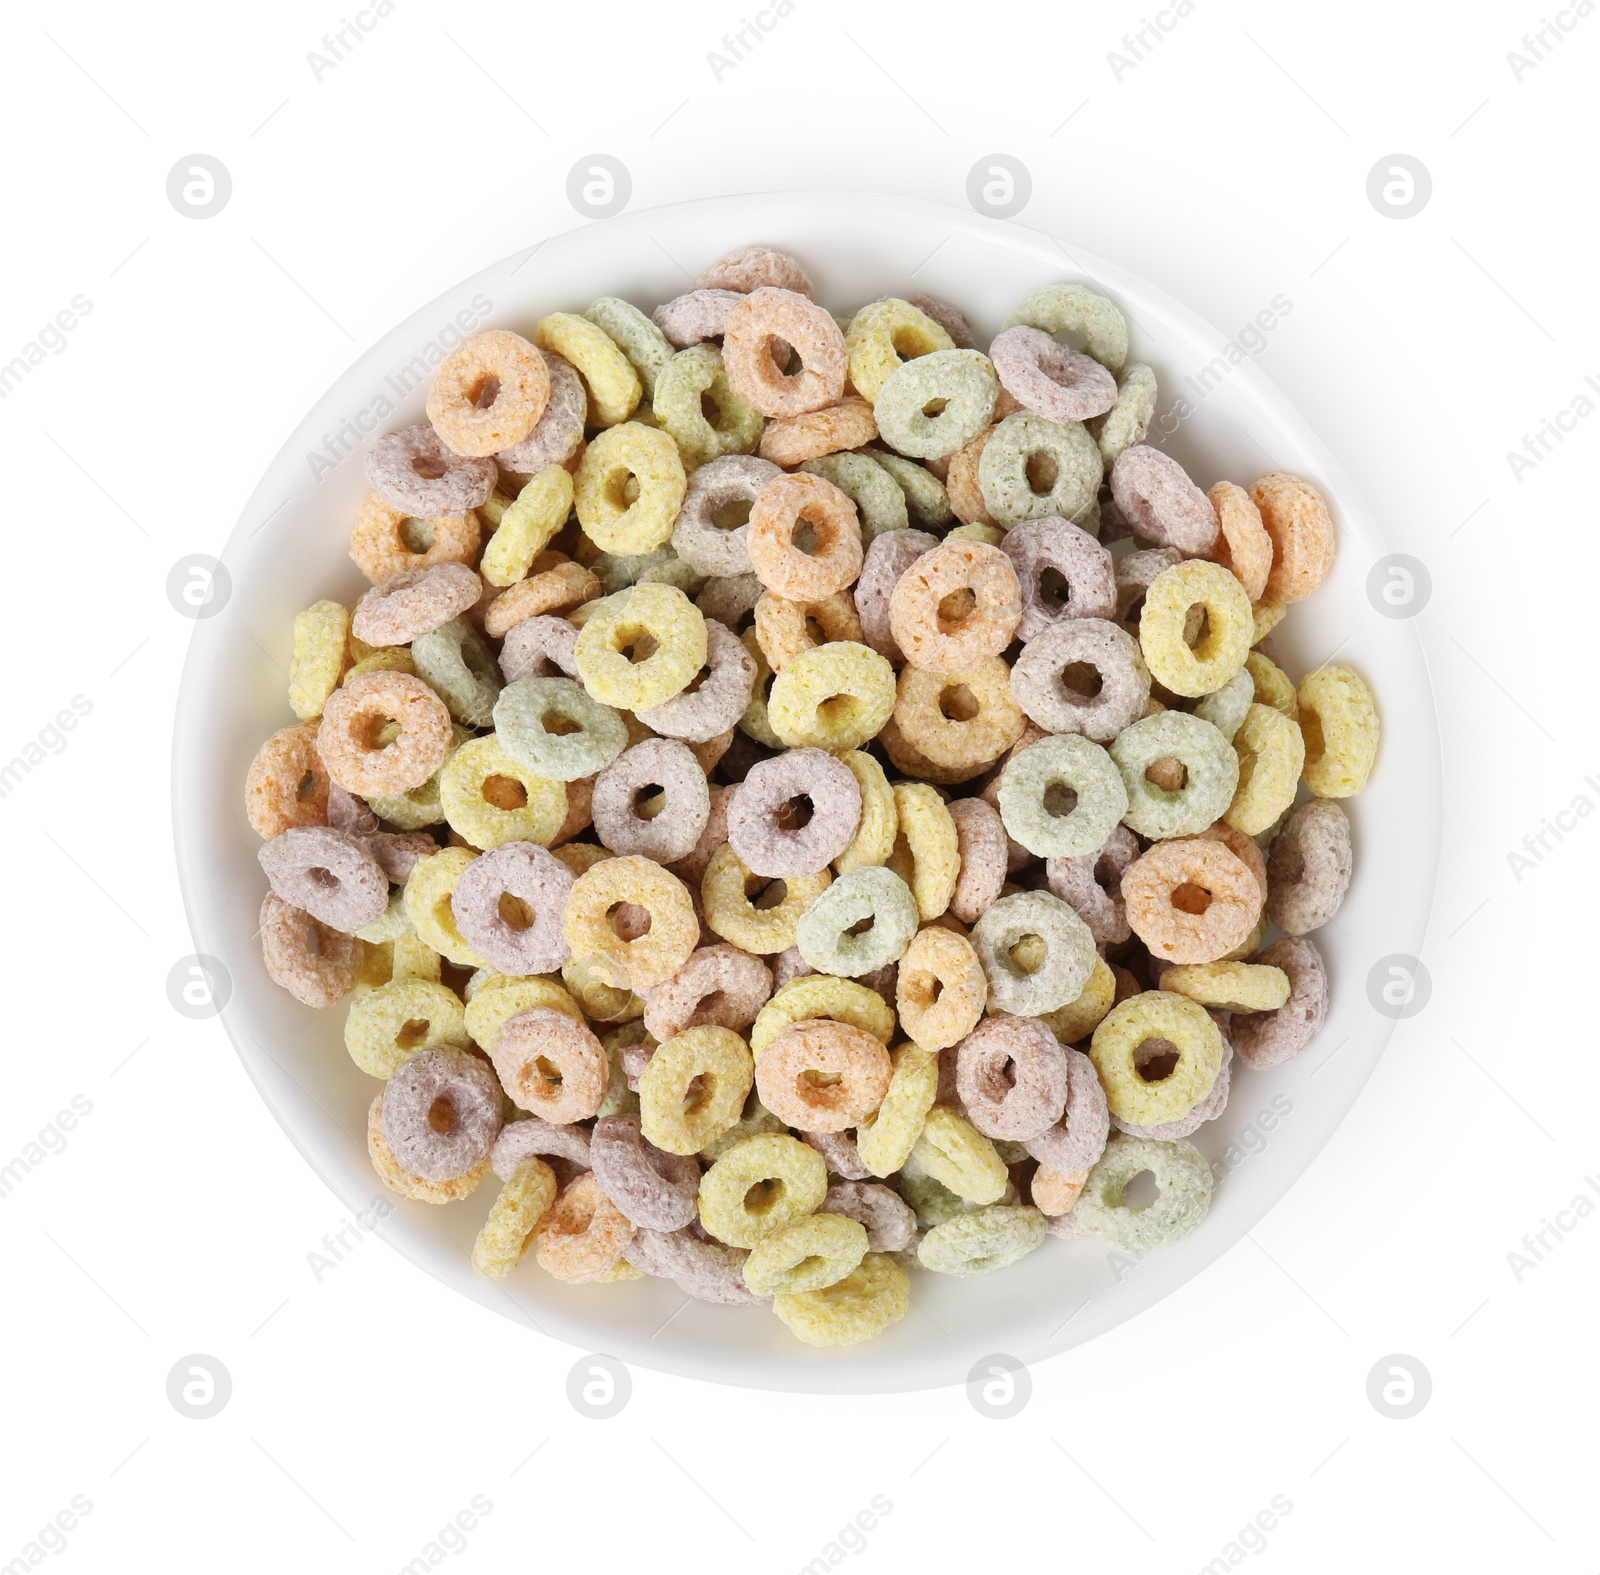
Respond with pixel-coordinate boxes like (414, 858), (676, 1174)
(990, 325), (1119, 423)
(772, 946), (814, 989)
(258, 825), (388, 932)
(326, 782), (379, 839)
(1001, 518), (1116, 642)
(491, 1114), (592, 1182)
(451, 841), (575, 975)
(1114, 546), (1185, 629)
(1024, 1047), (1111, 1172)
(636, 621), (757, 742)
(381, 1044), (503, 1181)
(591, 738), (710, 863)
(696, 573), (764, 630)
(955, 1014), (1070, 1141)
(258, 891), (363, 1008)
(854, 528), (938, 665)
(1112, 1044), (1232, 1139)
(499, 615), (581, 682)
(807, 1130), (872, 1181)
(589, 1113), (700, 1231)
(672, 785), (735, 887)
(1010, 618), (1151, 742)
(696, 244), (815, 298)
(496, 350), (586, 474)
(365, 423), (497, 516)
(824, 1180), (917, 1251)
(352, 562), (483, 648)
(727, 748), (863, 878)
(946, 797), (1008, 926)
(673, 454), (784, 579)
(370, 831), (439, 884)
(1109, 446), (1218, 557)
(643, 944), (773, 1042)
(1046, 824), (1140, 948)
(907, 294), (975, 349)
(1266, 799), (1353, 936)
(653, 288), (744, 348)
(1230, 937), (1328, 1069)
(623, 1225), (767, 1304)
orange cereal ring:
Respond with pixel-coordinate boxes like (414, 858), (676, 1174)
(891, 658), (1025, 774)
(490, 1007), (609, 1124)
(317, 670), (453, 796)
(535, 1171), (635, 1284)
(887, 539), (1021, 672)
(482, 561), (600, 639)
(1121, 837), (1264, 964)
(746, 473), (863, 600)
(1250, 472), (1336, 604)
(259, 890), (363, 1007)
(1207, 482), (1271, 603)
(755, 1020), (893, 1133)
(896, 924), (986, 1050)
(426, 330), (550, 457)
(757, 397), (878, 466)
(245, 722), (331, 838)
(349, 492), (482, 585)
(945, 425), (999, 527)
(753, 590), (863, 672)
(722, 288), (847, 418)
(563, 855), (699, 990)
(697, 244), (816, 298)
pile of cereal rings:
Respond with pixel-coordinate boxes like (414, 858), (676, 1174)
(245, 243), (1379, 1347)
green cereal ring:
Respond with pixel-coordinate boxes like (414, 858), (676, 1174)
(872, 349), (999, 460)
(871, 450), (953, 530)
(1073, 1132), (1213, 1250)
(367, 724), (471, 829)
(897, 1163), (998, 1228)
(1111, 711), (1240, 839)
(799, 452), (909, 542)
(584, 296), (675, 399)
(970, 890), (1097, 1015)
(411, 616), (502, 728)
(917, 1205), (1047, 1277)
(1091, 362), (1157, 464)
(493, 677), (627, 782)
(1191, 667), (1254, 743)
(652, 344), (764, 470)
(795, 866), (919, 978)
(1004, 283), (1129, 373)
(977, 411), (1103, 528)
(996, 734), (1129, 858)
(590, 546), (704, 598)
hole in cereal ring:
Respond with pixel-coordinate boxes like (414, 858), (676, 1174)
(937, 587), (977, 628)
(1037, 567), (1071, 609)
(1042, 781), (1079, 818)
(296, 770), (319, 801)
(921, 397), (948, 418)
(792, 517), (821, 556)
(306, 866), (340, 890)
(482, 774), (528, 811)
(816, 694), (860, 731)
(1145, 758), (1187, 792)
(617, 629), (659, 665)
(765, 336), (798, 375)
(498, 891), (537, 930)
(844, 915), (875, 937)
(776, 796), (814, 831)
(1134, 1038), (1181, 1082)
(399, 516), (437, 553)
(803, 616), (827, 645)
(802, 1068), (843, 1088)
(749, 876), (790, 911)
(397, 1018), (430, 1048)
(1121, 1167), (1160, 1208)
(633, 784), (667, 821)
(1184, 605), (1211, 649)
(534, 1055), (565, 1086)
(412, 453), (448, 481)
(1025, 451), (1059, 494)
(470, 376), (502, 410)
(607, 901), (652, 939)
(682, 1073), (709, 1114)
(1171, 882), (1212, 916)
(605, 470), (642, 510)
(700, 391), (722, 422)
(542, 710), (583, 736)
(1009, 933), (1047, 975)
(427, 1095), (458, 1133)
(1060, 660), (1104, 699)
(713, 497), (753, 533)
(744, 1178), (785, 1214)
(1299, 707), (1326, 768)
(939, 683), (979, 722)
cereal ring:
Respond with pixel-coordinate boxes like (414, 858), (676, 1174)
(464, 974), (582, 1051)
(918, 1205), (1046, 1277)
(944, 424), (999, 527)
(642, 945), (772, 1044)
(1251, 472), (1336, 604)
(1121, 837), (1263, 963)
(490, 1008), (608, 1124)
(872, 348), (998, 461)
(1207, 481), (1272, 602)
(887, 538), (1021, 672)
(722, 288), (846, 418)
(1162, 960), (1289, 1013)
(851, 1044), (938, 1178)
(410, 617), (501, 728)
(563, 856), (699, 991)
(471, 1159), (558, 1278)
(771, 1251), (908, 1345)
(697, 1132), (828, 1247)
(499, 615), (580, 684)
(584, 297), (676, 400)
(1221, 702), (1304, 837)
(365, 423), (497, 516)
(871, 451), (952, 532)
(635, 622), (758, 747)
(1109, 446), (1218, 556)
(1229, 936), (1328, 1069)
(426, 330), (549, 457)
(653, 343), (763, 469)
(438, 735), (565, 849)
(996, 733), (1128, 858)
(854, 527), (937, 664)
(821, 1181), (916, 1253)
(727, 749), (862, 878)
(345, 976), (469, 1078)
(1297, 664), (1378, 799)
(246, 723), (331, 839)
(350, 493), (481, 586)
(884, 782), (961, 922)
(1004, 283), (1129, 372)
(258, 891), (362, 1007)
(1138, 560), (1253, 699)
(403, 847), (487, 967)
(895, 924), (986, 1052)
(653, 287), (743, 348)
(497, 350), (587, 473)
(977, 411), (1103, 528)
(742, 1212), (868, 1296)
(805, 1130), (870, 1180)
(573, 421), (687, 556)
(672, 783), (735, 887)
(534, 1172), (635, 1283)
(589, 1113), (700, 1231)
(352, 563), (482, 649)
(380, 1043), (503, 1181)
(701, 843), (830, 955)
(1092, 362), (1157, 464)
(1089, 991), (1224, 1127)
(449, 842), (574, 976)
(697, 245), (815, 298)
(367, 1092), (485, 1203)
(534, 311), (641, 427)
(955, 1014), (1070, 1141)
(970, 890), (1096, 1015)
(908, 1106), (1008, 1204)
(745, 473), (863, 601)
(945, 797), (1007, 925)
(754, 590), (862, 673)
(1111, 711), (1240, 839)
(591, 738), (710, 864)
(750, 976), (894, 1057)
(492, 1114), (592, 1184)
(493, 677), (627, 783)
(479, 467), (574, 588)
(1246, 651), (1299, 721)
(1266, 798), (1352, 935)
(1045, 824), (1139, 948)
(1001, 518), (1115, 643)
(1024, 1047), (1111, 1173)
(482, 560), (601, 638)
(287, 600), (351, 722)
(759, 397), (877, 467)
(573, 584), (708, 712)
(1113, 546), (1183, 632)
(892, 659), (1026, 774)
(1009, 618), (1151, 742)
(766, 640), (895, 751)
(756, 1020), (893, 1133)
(990, 325), (1118, 423)
(1075, 1132), (1213, 1250)
(1193, 666), (1255, 743)
(672, 453), (783, 578)
(258, 826), (388, 933)
(845, 299), (954, 406)
(794, 866), (919, 979)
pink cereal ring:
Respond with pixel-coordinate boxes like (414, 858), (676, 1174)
(1229, 936), (1329, 1069)
(491, 1114), (592, 1182)
(672, 785), (735, 889)
(637, 620), (758, 743)
(946, 797), (1008, 925)
(727, 748), (863, 877)
(623, 1225), (766, 1304)
(855, 527), (938, 665)
(954, 1014), (1070, 1141)
(807, 1130), (872, 1181)
(696, 244), (815, 298)
(258, 890), (363, 1007)
(1024, 1046), (1111, 1172)
(451, 841), (575, 975)
(653, 288), (744, 348)
(490, 1008), (609, 1124)
(381, 1044), (503, 1181)
(823, 1180), (918, 1252)
(1046, 824), (1140, 947)
(643, 944), (773, 1043)
(317, 671), (453, 796)
(989, 325), (1119, 423)
(258, 825), (389, 932)
(1001, 517), (1116, 642)
(352, 562), (483, 647)
(589, 1113), (701, 1231)
(365, 422), (497, 515)
(722, 288), (847, 418)
(496, 350), (587, 474)
(591, 738), (711, 863)
(499, 614), (581, 682)
(1110, 445), (1219, 557)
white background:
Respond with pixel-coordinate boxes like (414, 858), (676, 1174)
(2, 0), (1596, 1570)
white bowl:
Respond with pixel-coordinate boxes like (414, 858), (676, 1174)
(173, 191), (1440, 1393)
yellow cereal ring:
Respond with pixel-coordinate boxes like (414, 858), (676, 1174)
(464, 974), (582, 1051)
(479, 466), (574, 587)
(701, 844), (831, 955)
(1252, 602), (1286, 644)
(574, 422), (687, 555)
(289, 600), (351, 721)
(767, 641), (896, 751)
(562, 855), (699, 990)
(1225, 703), (1306, 835)
(561, 953), (644, 1024)
(438, 735), (566, 849)
(367, 1093), (485, 1202)
(854, 1043), (939, 1177)
(833, 748), (898, 873)
(652, 343), (763, 469)
(697, 1132), (827, 1247)
(1090, 991), (1225, 1126)
(750, 976), (896, 1057)
(1161, 960), (1290, 1013)
(391, 933), (443, 982)
(402, 848), (488, 968)
(574, 584), (708, 711)
(738, 627), (783, 748)
(1246, 650), (1299, 720)
(846, 298), (955, 403)
(1039, 953), (1117, 1044)
(743, 1212), (868, 1296)
(345, 977), (469, 1078)
(772, 1251), (909, 1346)
(1138, 560), (1253, 698)
(534, 311), (641, 427)
(886, 783), (960, 921)
(909, 1105), (1007, 1204)
(471, 1160), (557, 1277)
(344, 649), (415, 681)
(1297, 664), (1379, 798)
